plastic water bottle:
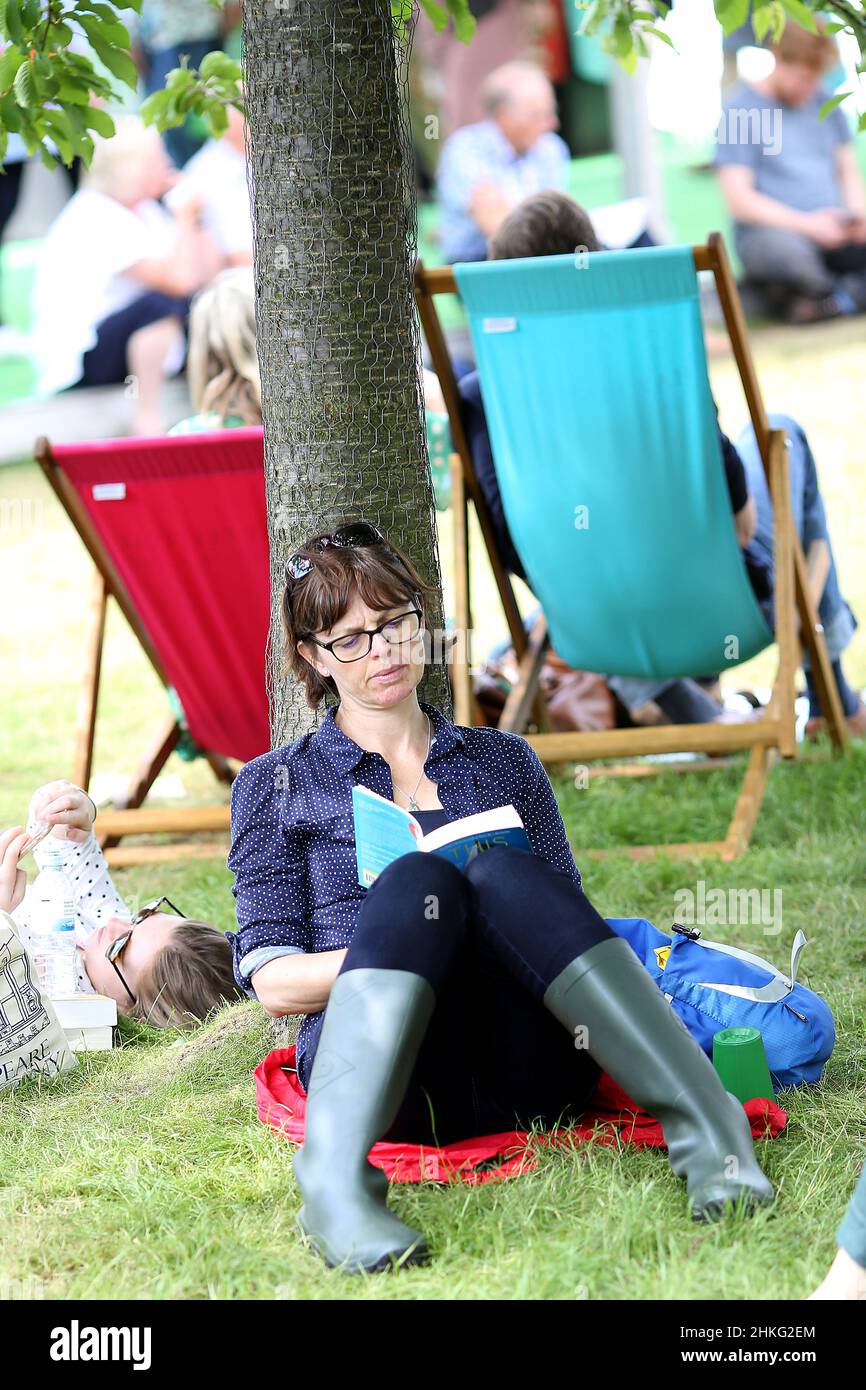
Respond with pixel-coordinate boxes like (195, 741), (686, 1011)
(30, 847), (78, 997)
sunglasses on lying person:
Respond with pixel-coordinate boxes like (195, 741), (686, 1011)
(105, 895), (186, 1006)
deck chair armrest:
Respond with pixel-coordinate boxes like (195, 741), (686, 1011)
(766, 428), (798, 757)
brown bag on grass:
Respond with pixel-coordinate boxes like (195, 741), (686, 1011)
(473, 645), (615, 733)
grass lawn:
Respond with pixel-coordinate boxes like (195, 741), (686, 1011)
(1, 316), (865, 1300)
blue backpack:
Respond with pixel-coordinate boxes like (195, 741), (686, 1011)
(607, 918), (835, 1090)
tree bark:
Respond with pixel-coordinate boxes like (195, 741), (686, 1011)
(242, 0), (451, 751)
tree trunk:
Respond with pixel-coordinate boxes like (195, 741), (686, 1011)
(242, 0), (451, 750)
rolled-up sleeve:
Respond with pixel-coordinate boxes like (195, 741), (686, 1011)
(226, 754), (312, 992)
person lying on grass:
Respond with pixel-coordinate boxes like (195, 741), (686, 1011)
(226, 520), (775, 1276)
(2, 781), (240, 1027)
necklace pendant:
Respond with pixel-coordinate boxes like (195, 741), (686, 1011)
(408, 798), (420, 812)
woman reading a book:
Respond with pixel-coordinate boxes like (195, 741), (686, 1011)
(227, 521), (774, 1274)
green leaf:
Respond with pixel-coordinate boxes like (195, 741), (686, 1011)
(752, 4), (773, 43)
(77, 11), (131, 51)
(166, 63), (197, 85)
(204, 101), (229, 137)
(50, 19), (74, 46)
(43, 113), (74, 164)
(446, 0), (475, 43)
(40, 144), (59, 169)
(139, 87), (170, 128)
(713, 0), (750, 37)
(12, 56), (36, 107)
(82, 103), (114, 136)
(79, 1), (133, 22)
(418, 0), (447, 33)
(577, 1), (603, 38)
(55, 78), (96, 104)
(197, 49), (239, 82)
(85, 32), (137, 88)
(643, 24), (676, 49)
(21, 0), (39, 26)
(0, 44), (24, 92)
(819, 90), (850, 119)
(779, 0), (817, 32)
(0, 89), (21, 130)
(4, 0), (24, 46)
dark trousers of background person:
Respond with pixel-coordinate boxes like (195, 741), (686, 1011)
(300, 847), (618, 1147)
(737, 225), (866, 314)
(142, 39), (219, 168)
(72, 291), (190, 389)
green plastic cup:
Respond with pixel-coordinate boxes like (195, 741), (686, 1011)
(712, 1026), (775, 1104)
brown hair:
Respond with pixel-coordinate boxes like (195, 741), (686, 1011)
(281, 524), (437, 710)
(489, 190), (602, 262)
(772, 18), (838, 72)
(133, 921), (242, 1030)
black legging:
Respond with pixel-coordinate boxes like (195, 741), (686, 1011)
(302, 845), (618, 1147)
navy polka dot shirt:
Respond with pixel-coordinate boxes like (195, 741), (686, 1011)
(226, 700), (582, 1064)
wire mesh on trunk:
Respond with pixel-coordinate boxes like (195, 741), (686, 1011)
(241, 0), (451, 751)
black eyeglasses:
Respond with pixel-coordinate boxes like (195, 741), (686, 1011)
(286, 522), (386, 583)
(105, 895), (186, 1006)
(307, 605), (423, 663)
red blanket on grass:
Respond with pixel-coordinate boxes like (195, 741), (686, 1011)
(255, 1046), (787, 1185)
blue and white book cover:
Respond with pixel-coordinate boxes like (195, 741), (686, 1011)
(352, 785), (530, 887)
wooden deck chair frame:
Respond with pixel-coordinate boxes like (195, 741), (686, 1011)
(415, 232), (849, 861)
(35, 436), (235, 866)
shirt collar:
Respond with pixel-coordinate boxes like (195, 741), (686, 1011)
(314, 700), (465, 775)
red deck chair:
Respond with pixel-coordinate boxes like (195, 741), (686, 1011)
(35, 429), (271, 866)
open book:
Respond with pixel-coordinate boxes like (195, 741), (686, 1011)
(352, 785), (531, 887)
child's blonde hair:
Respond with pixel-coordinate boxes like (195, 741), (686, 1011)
(187, 268), (262, 425)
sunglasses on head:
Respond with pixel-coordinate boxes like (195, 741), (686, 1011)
(285, 522), (386, 584)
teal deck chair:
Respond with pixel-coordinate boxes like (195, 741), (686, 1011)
(415, 234), (848, 860)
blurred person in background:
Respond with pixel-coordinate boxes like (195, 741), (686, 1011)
(436, 59), (569, 262)
(715, 19), (866, 324)
(133, 0), (242, 168)
(31, 118), (222, 436)
(458, 189), (865, 737)
(166, 106), (253, 267)
(168, 267), (261, 434)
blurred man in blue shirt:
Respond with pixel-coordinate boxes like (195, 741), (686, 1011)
(436, 60), (570, 263)
(714, 19), (866, 323)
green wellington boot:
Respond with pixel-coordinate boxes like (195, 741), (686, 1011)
(293, 967), (437, 1273)
(543, 937), (776, 1220)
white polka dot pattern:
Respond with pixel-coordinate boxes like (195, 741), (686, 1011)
(226, 700), (582, 1058)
